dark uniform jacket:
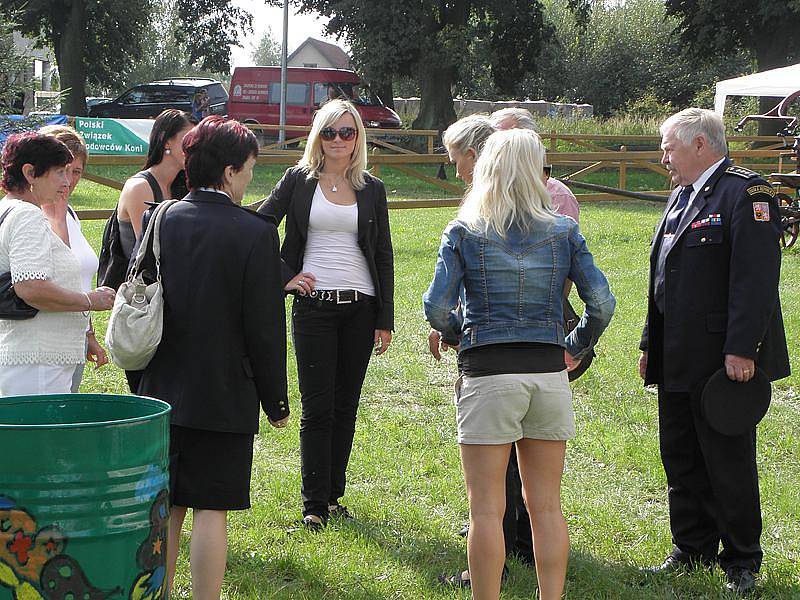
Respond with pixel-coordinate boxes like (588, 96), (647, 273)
(640, 159), (790, 392)
(258, 166), (395, 331)
(139, 190), (289, 433)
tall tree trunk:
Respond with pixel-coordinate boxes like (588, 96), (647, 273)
(373, 79), (394, 111)
(754, 36), (792, 137)
(54, 0), (88, 116)
(412, 63), (456, 135)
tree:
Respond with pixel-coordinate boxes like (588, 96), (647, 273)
(279, 0), (553, 131)
(0, 0), (252, 116)
(120, 1), (232, 92)
(524, 0), (749, 116)
(0, 12), (30, 114)
(251, 27), (281, 66)
(665, 0), (800, 131)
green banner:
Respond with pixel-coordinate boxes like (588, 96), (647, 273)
(75, 118), (152, 155)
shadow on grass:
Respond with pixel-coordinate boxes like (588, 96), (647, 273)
(225, 514), (472, 599)
(565, 550), (800, 600)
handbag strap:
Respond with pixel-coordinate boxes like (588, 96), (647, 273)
(0, 205), (16, 229)
(130, 199), (179, 282)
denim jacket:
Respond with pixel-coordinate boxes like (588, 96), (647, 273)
(423, 216), (615, 359)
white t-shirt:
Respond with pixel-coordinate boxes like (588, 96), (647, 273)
(301, 185), (374, 295)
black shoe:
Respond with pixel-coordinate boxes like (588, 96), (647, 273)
(457, 523), (469, 537)
(725, 567), (756, 596)
(641, 555), (691, 575)
(288, 515), (325, 534)
(328, 504), (353, 520)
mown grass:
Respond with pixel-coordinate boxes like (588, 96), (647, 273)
(72, 173), (800, 598)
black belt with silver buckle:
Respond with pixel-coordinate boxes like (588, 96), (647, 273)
(307, 289), (364, 304)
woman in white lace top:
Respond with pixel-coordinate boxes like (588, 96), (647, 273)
(0, 133), (115, 396)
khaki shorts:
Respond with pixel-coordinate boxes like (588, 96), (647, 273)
(454, 371), (575, 444)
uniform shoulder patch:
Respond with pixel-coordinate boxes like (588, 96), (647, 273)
(746, 184), (776, 198)
(725, 165), (759, 179)
(753, 202), (770, 222)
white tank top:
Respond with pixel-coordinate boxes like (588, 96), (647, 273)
(301, 184), (375, 295)
(66, 209), (99, 293)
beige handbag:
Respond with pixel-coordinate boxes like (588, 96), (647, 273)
(106, 199), (178, 371)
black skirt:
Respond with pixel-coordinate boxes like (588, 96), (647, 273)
(169, 425), (255, 511)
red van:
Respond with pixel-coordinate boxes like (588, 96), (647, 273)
(228, 67), (402, 131)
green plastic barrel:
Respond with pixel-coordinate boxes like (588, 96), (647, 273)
(0, 394), (170, 600)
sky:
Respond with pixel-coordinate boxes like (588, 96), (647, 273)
(230, 1), (346, 69)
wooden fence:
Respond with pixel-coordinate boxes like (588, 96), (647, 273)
(76, 131), (798, 219)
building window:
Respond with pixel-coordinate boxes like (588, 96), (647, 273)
(303, 63), (317, 68)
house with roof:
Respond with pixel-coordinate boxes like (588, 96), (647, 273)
(287, 37), (352, 70)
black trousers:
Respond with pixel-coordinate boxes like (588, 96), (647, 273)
(658, 387), (762, 572)
(292, 295), (376, 518)
(504, 447), (534, 563)
(126, 369), (143, 394)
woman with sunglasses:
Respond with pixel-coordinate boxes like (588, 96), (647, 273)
(259, 99), (394, 530)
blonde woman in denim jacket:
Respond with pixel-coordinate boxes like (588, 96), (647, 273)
(423, 129), (615, 600)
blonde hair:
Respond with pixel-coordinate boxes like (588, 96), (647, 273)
(442, 114), (495, 158)
(38, 124), (88, 166)
(459, 129), (555, 237)
(490, 107), (537, 131)
(299, 99), (368, 190)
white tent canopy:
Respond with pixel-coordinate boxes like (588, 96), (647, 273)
(714, 63), (800, 114)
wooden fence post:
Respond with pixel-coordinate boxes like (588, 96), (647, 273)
(619, 145), (627, 190)
(371, 147), (382, 178)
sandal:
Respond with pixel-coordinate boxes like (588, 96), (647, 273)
(438, 565), (509, 589)
(438, 570), (471, 588)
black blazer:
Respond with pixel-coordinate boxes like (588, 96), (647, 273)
(640, 159), (790, 392)
(139, 190), (289, 433)
(258, 166), (395, 330)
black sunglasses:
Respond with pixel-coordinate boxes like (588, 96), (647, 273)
(320, 127), (357, 142)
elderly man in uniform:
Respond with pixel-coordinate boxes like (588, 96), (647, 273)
(640, 108), (789, 595)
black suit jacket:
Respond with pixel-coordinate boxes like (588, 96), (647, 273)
(139, 190), (289, 433)
(258, 166), (395, 330)
(640, 159), (790, 392)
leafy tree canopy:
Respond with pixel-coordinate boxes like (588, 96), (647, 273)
(0, 0), (252, 115)
(665, 0), (800, 70)
(251, 26), (282, 66)
(0, 11), (31, 114)
(275, 0), (553, 130)
(524, 0), (750, 116)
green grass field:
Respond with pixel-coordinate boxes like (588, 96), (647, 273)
(71, 173), (800, 599)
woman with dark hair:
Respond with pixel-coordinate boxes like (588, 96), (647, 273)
(0, 133), (115, 396)
(117, 108), (193, 244)
(259, 99), (394, 529)
(39, 124), (107, 392)
(110, 108), (193, 393)
(137, 116), (289, 598)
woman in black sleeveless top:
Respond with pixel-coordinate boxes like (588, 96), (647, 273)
(116, 109), (194, 258)
(116, 109), (194, 393)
